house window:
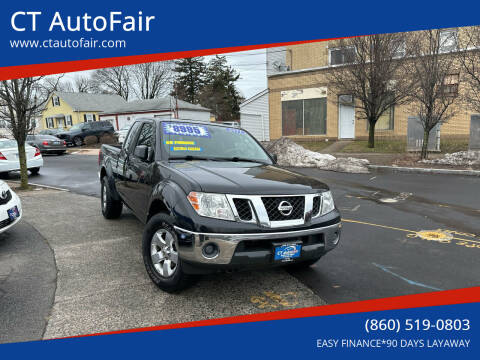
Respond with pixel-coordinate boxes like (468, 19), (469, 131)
(282, 98), (327, 136)
(442, 73), (459, 97)
(376, 106), (395, 130)
(329, 46), (356, 66)
(393, 39), (406, 58)
(65, 115), (73, 126)
(52, 96), (60, 106)
(84, 113), (95, 122)
(46, 118), (54, 128)
(439, 29), (458, 53)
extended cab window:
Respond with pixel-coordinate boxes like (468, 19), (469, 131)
(123, 122), (142, 152)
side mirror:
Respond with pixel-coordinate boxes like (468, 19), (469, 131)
(270, 153), (278, 163)
(134, 145), (149, 161)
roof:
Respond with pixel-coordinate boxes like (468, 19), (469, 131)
(240, 89), (268, 108)
(101, 97), (210, 115)
(54, 92), (127, 112)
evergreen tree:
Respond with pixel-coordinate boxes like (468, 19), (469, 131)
(199, 55), (243, 122)
(171, 57), (206, 104)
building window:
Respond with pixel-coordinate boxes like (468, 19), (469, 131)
(282, 98), (327, 136)
(329, 46), (356, 66)
(442, 73), (459, 97)
(375, 106), (395, 130)
(65, 115), (73, 126)
(439, 29), (458, 53)
(46, 118), (54, 128)
(52, 96), (60, 106)
(84, 113), (95, 122)
(392, 39), (406, 58)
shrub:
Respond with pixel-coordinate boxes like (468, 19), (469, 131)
(99, 133), (117, 144)
(84, 135), (98, 146)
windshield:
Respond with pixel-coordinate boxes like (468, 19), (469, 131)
(162, 122), (272, 164)
(0, 140), (17, 149)
(69, 123), (83, 131)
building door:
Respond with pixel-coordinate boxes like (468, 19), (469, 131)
(338, 95), (355, 139)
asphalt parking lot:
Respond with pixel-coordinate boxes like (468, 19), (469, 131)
(1, 153), (479, 342)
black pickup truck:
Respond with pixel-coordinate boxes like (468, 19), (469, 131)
(99, 118), (341, 292)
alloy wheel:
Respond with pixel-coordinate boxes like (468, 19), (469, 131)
(150, 228), (178, 277)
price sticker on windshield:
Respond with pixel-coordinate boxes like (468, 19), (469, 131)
(163, 123), (210, 138)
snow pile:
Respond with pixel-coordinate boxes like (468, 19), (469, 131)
(268, 137), (370, 173)
(420, 150), (480, 166)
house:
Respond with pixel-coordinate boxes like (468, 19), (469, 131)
(267, 27), (475, 143)
(239, 89), (270, 141)
(99, 97), (211, 130)
(42, 92), (127, 130)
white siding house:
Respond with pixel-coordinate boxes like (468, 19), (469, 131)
(99, 97), (211, 130)
(239, 89), (270, 141)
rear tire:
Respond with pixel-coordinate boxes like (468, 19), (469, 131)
(101, 177), (123, 219)
(73, 136), (83, 147)
(142, 213), (195, 292)
(29, 167), (40, 175)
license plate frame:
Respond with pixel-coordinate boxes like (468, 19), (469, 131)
(7, 206), (19, 221)
(273, 241), (302, 262)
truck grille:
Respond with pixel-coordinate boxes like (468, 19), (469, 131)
(261, 196), (305, 221)
(232, 198), (253, 221)
(312, 196), (321, 216)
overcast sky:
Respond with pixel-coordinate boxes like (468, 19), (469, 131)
(62, 49), (267, 101)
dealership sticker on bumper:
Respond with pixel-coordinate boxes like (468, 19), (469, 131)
(274, 244), (301, 261)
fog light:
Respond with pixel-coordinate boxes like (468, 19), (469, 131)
(202, 243), (219, 259)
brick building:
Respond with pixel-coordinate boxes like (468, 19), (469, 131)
(267, 27), (475, 142)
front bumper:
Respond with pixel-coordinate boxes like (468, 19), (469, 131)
(174, 222), (341, 270)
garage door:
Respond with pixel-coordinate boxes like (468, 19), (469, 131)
(240, 113), (269, 141)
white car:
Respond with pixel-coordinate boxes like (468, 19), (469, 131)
(116, 124), (132, 144)
(0, 180), (22, 233)
(0, 139), (43, 175)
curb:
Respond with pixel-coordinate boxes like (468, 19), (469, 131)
(368, 165), (480, 176)
(8, 180), (69, 192)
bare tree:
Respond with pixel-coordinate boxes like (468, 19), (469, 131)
(91, 66), (131, 100)
(0, 76), (62, 189)
(408, 29), (458, 159)
(131, 61), (173, 99)
(458, 26), (480, 113)
(326, 33), (413, 148)
(73, 75), (93, 93)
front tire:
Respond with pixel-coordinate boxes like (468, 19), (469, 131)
(29, 167), (40, 175)
(101, 177), (123, 219)
(142, 213), (194, 292)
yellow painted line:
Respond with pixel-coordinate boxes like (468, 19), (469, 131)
(343, 218), (480, 245)
(343, 218), (415, 234)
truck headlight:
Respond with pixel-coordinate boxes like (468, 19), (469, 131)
(187, 192), (235, 221)
(321, 191), (335, 215)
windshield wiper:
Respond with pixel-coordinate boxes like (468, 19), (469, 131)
(213, 157), (269, 165)
(169, 155), (212, 161)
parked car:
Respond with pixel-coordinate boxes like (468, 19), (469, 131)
(99, 119), (341, 292)
(26, 135), (67, 155)
(38, 129), (61, 136)
(0, 139), (43, 175)
(115, 124), (132, 144)
(0, 180), (22, 233)
(56, 121), (115, 146)
(221, 121), (240, 128)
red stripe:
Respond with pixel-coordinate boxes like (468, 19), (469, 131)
(56, 286), (480, 341)
(0, 37), (353, 81)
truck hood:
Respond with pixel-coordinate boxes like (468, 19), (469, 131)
(168, 161), (329, 195)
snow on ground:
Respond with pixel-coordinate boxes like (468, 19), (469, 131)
(267, 137), (370, 173)
(420, 150), (480, 166)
